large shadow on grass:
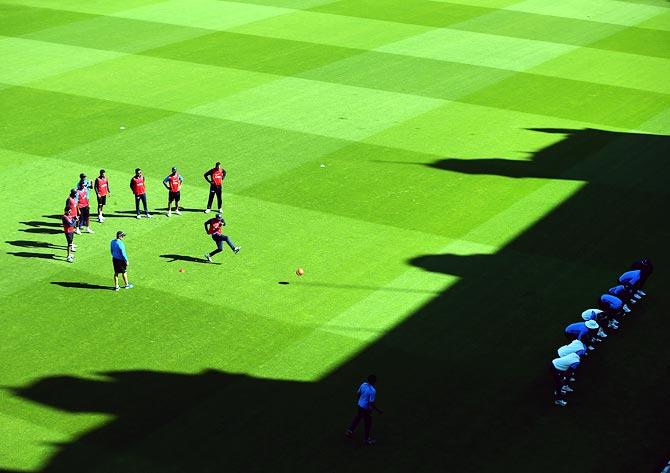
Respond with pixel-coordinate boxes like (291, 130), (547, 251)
(7, 129), (670, 473)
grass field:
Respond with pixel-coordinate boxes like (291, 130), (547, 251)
(1, 1), (670, 472)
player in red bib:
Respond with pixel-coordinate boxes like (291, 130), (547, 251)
(204, 213), (240, 262)
(94, 169), (111, 223)
(162, 166), (183, 217)
(130, 168), (151, 219)
(62, 208), (77, 262)
(76, 181), (94, 234)
(203, 161), (226, 213)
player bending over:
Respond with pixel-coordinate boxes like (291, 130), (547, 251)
(204, 213), (239, 262)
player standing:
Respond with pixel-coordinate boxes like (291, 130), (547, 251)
(163, 166), (183, 217)
(62, 208), (77, 263)
(204, 213), (240, 262)
(203, 161), (225, 213)
(94, 169), (111, 222)
(130, 168), (151, 219)
(345, 374), (383, 444)
(110, 231), (133, 291)
(76, 181), (94, 233)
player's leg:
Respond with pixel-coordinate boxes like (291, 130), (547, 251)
(84, 207), (94, 233)
(347, 408), (364, 435)
(206, 236), (223, 262)
(114, 272), (119, 290)
(122, 270), (132, 289)
(66, 232), (74, 262)
(206, 185), (215, 212)
(135, 195), (141, 217)
(216, 185), (222, 212)
(222, 235), (240, 253)
(363, 411), (374, 444)
(167, 193), (173, 217)
(174, 192), (181, 215)
(141, 194), (151, 217)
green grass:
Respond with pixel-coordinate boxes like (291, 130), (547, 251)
(1, 1), (669, 472)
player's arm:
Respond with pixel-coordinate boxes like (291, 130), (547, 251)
(129, 178), (134, 191)
(204, 221), (210, 234)
(179, 175), (183, 190)
(203, 169), (212, 184)
(94, 179), (100, 197)
(222, 169), (227, 180)
(162, 176), (170, 190)
(369, 401), (383, 414)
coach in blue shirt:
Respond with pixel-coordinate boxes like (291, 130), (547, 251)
(345, 374), (383, 445)
(111, 231), (133, 291)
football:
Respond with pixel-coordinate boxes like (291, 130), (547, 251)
(296, 267), (304, 276)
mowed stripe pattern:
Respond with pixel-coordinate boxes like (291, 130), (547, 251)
(0, 0), (669, 471)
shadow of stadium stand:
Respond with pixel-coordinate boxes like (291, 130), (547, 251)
(7, 129), (670, 473)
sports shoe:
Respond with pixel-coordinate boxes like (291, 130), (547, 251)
(561, 385), (574, 393)
(205, 253), (213, 263)
(344, 429), (353, 438)
(204, 209), (211, 214)
(365, 438), (377, 445)
(233, 246), (240, 254)
(136, 214), (142, 219)
(167, 211), (171, 217)
(623, 304), (631, 313)
(568, 377), (576, 382)
(636, 289), (646, 297)
(114, 286), (120, 292)
(554, 400), (568, 407)
(97, 216), (102, 223)
(100, 216), (105, 223)
(597, 328), (608, 338)
(217, 209), (221, 213)
(633, 293), (642, 300)
(588, 345), (595, 351)
(124, 284), (134, 289)
(86, 227), (94, 234)
(75, 228), (81, 235)
(146, 213), (152, 218)
(66, 255), (74, 263)
(174, 210), (181, 216)
(608, 321), (619, 330)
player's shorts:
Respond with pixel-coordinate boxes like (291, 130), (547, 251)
(169, 191), (181, 202)
(97, 195), (107, 205)
(65, 232), (74, 245)
(113, 258), (127, 274)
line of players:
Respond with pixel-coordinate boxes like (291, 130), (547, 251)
(60, 162), (239, 263)
(550, 259), (654, 407)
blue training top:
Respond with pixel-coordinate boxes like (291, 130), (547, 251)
(110, 239), (128, 262)
(565, 322), (590, 341)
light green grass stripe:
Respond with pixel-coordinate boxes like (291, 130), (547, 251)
(434, 0), (667, 27)
(230, 10), (431, 49)
(531, 48), (670, 95)
(0, 35), (124, 84)
(1, 0), (164, 15)
(376, 28), (578, 71)
(116, 0), (293, 30)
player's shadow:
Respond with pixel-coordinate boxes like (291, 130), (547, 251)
(7, 251), (60, 260)
(155, 207), (204, 213)
(6, 240), (66, 250)
(159, 254), (217, 265)
(19, 228), (62, 235)
(20, 220), (61, 228)
(109, 210), (144, 218)
(7, 128), (670, 473)
(50, 282), (111, 290)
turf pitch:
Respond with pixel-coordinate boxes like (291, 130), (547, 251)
(1, 0), (669, 472)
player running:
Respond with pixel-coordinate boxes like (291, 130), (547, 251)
(163, 166), (183, 217)
(130, 168), (151, 219)
(204, 213), (240, 262)
(76, 181), (94, 234)
(94, 169), (111, 222)
(203, 161), (226, 213)
(62, 208), (77, 263)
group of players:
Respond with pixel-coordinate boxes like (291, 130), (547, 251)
(550, 259), (654, 406)
(60, 162), (240, 264)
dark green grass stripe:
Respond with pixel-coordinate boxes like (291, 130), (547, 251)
(310, 0), (497, 28)
(142, 31), (361, 75)
(460, 74), (669, 130)
(0, 3), (95, 36)
(0, 85), (173, 156)
(310, 0), (670, 58)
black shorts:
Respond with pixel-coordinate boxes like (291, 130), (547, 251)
(97, 195), (107, 205)
(113, 258), (127, 274)
(169, 191), (181, 202)
(65, 232), (74, 245)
